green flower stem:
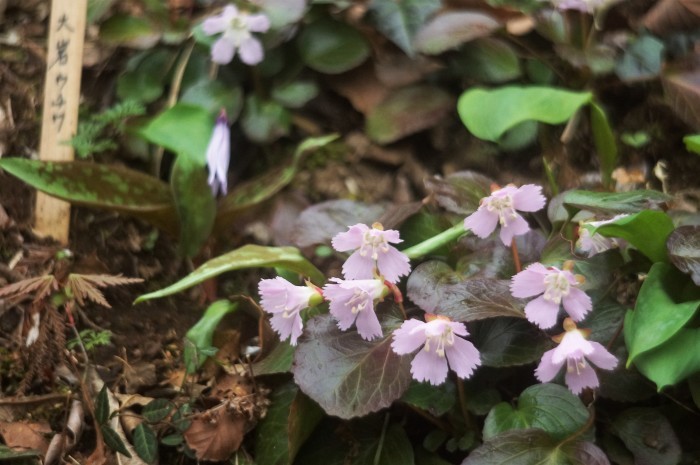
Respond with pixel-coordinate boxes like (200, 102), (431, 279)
(402, 222), (468, 260)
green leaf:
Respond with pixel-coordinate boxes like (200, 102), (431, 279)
(458, 86), (592, 142)
(180, 80), (244, 120)
(413, 11), (500, 55)
(368, 0), (440, 56)
(0, 444), (41, 460)
(633, 329), (700, 389)
(241, 95), (291, 144)
(183, 300), (238, 373)
(298, 18), (370, 74)
(271, 81), (319, 109)
(667, 225), (700, 285)
(139, 103), (215, 162)
(252, 341), (295, 375)
(611, 408), (680, 465)
(683, 134), (700, 154)
(260, 0), (307, 29)
(96, 385), (110, 425)
(483, 384), (589, 441)
(470, 318), (549, 367)
(160, 434), (183, 446)
(142, 398), (173, 423)
(133, 423), (158, 463)
(589, 102), (618, 190)
(255, 382), (324, 465)
(117, 49), (176, 103)
(562, 189), (671, 216)
(101, 424), (132, 458)
(214, 134), (339, 234)
(99, 13), (161, 48)
(456, 38), (521, 83)
(406, 261), (526, 321)
(592, 210), (674, 263)
(625, 263), (700, 363)
(170, 156), (216, 257)
(293, 311), (412, 419)
(135, 245), (325, 303)
(400, 380), (456, 416)
(366, 85), (454, 144)
(615, 34), (664, 82)
(0, 159), (177, 233)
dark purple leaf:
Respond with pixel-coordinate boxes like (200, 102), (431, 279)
(291, 200), (385, 248)
(612, 408), (681, 465)
(470, 317), (548, 367)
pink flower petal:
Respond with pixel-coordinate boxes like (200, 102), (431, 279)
(524, 294), (561, 329)
(510, 263), (548, 298)
(513, 184), (546, 212)
(381, 229), (402, 244)
(355, 305), (383, 340)
(376, 247), (411, 283)
(238, 37), (264, 65)
(552, 330), (593, 365)
(202, 5), (238, 35)
(464, 207), (499, 239)
(341, 251), (375, 280)
(562, 288), (592, 321)
(499, 214), (529, 245)
(211, 37), (236, 64)
(535, 349), (563, 382)
(246, 13), (271, 32)
(565, 362), (599, 394)
(587, 342), (618, 370)
(445, 337), (481, 380)
(411, 348), (449, 385)
(391, 319), (427, 354)
(269, 313), (303, 345)
(206, 113), (230, 196)
(331, 224), (367, 251)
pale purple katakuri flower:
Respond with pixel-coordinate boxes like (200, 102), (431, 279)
(511, 262), (592, 329)
(206, 110), (230, 196)
(202, 5), (270, 65)
(392, 315), (481, 386)
(550, 0), (606, 13)
(576, 215), (629, 257)
(332, 223), (411, 283)
(259, 277), (323, 345)
(323, 278), (389, 341)
(536, 318), (618, 394)
(464, 184), (546, 246)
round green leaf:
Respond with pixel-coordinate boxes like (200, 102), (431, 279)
(633, 328), (700, 389)
(592, 210), (674, 263)
(271, 81), (319, 109)
(456, 38), (521, 83)
(368, 0), (441, 56)
(180, 80), (244, 120)
(241, 95), (291, 144)
(298, 19), (370, 74)
(99, 13), (161, 49)
(400, 380), (456, 416)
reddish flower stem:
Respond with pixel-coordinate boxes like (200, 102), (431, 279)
(511, 239), (522, 273)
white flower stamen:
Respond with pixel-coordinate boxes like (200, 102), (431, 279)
(485, 193), (517, 227)
(346, 288), (369, 314)
(543, 271), (571, 304)
(360, 230), (391, 261)
(424, 326), (455, 358)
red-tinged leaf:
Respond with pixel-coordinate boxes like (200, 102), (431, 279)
(183, 410), (246, 462)
(663, 68), (700, 130)
(643, 0), (700, 35)
(0, 276), (58, 302)
(67, 274), (143, 308)
(667, 225), (700, 285)
(413, 11), (500, 55)
(291, 200), (385, 248)
(293, 311), (412, 419)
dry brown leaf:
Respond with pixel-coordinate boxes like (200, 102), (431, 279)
(66, 274), (143, 307)
(183, 409), (246, 462)
(0, 420), (51, 455)
(328, 62), (389, 115)
(643, 0), (700, 35)
(662, 67), (700, 130)
(0, 275), (57, 301)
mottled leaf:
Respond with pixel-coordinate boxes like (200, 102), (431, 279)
(424, 171), (493, 216)
(458, 86), (592, 142)
(413, 11), (500, 55)
(298, 19), (370, 74)
(293, 312), (412, 419)
(101, 424), (132, 458)
(615, 35), (664, 82)
(366, 85), (454, 144)
(612, 408), (680, 465)
(667, 225), (700, 285)
(562, 189), (670, 216)
(369, 0), (440, 56)
(483, 384), (588, 440)
(0, 158), (177, 233)
(255, 382), (324, 465)
(470, 317), (549, 367)
(142, 399), (173, 423)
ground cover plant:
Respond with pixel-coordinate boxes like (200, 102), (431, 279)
(1, 0), (700, 464)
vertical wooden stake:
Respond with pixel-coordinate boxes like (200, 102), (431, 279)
(34, 0), (88, 243)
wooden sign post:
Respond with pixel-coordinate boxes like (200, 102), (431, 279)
(35, 0), (88, 243)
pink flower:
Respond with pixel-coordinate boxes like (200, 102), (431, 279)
(391, 315), (481, 386)
(536, 318), (618, 394)
(511, 262), (592, 329)
(202, 5), (270, 65)
(259, 277), (322, 345)
(206, 110), (230, 196)
(323, 278), (388, 340)
(331, 223), (411, 283)
(464, 184), (546, 246)
(576, 215), (628, 257)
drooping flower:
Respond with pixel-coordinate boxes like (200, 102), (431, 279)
(464, 184), (546, 246)
(332, 223), (411, 283)
(576, 215), (628, 257)
(323, 278), (388, 340)
(206, 110), (230, 196)
(392, 314), (481, 386)
(536, 318), (618, 394)
(202, 5), (270, 65)
(511, 261), (592, 329)
(259, 277), (323, 345)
